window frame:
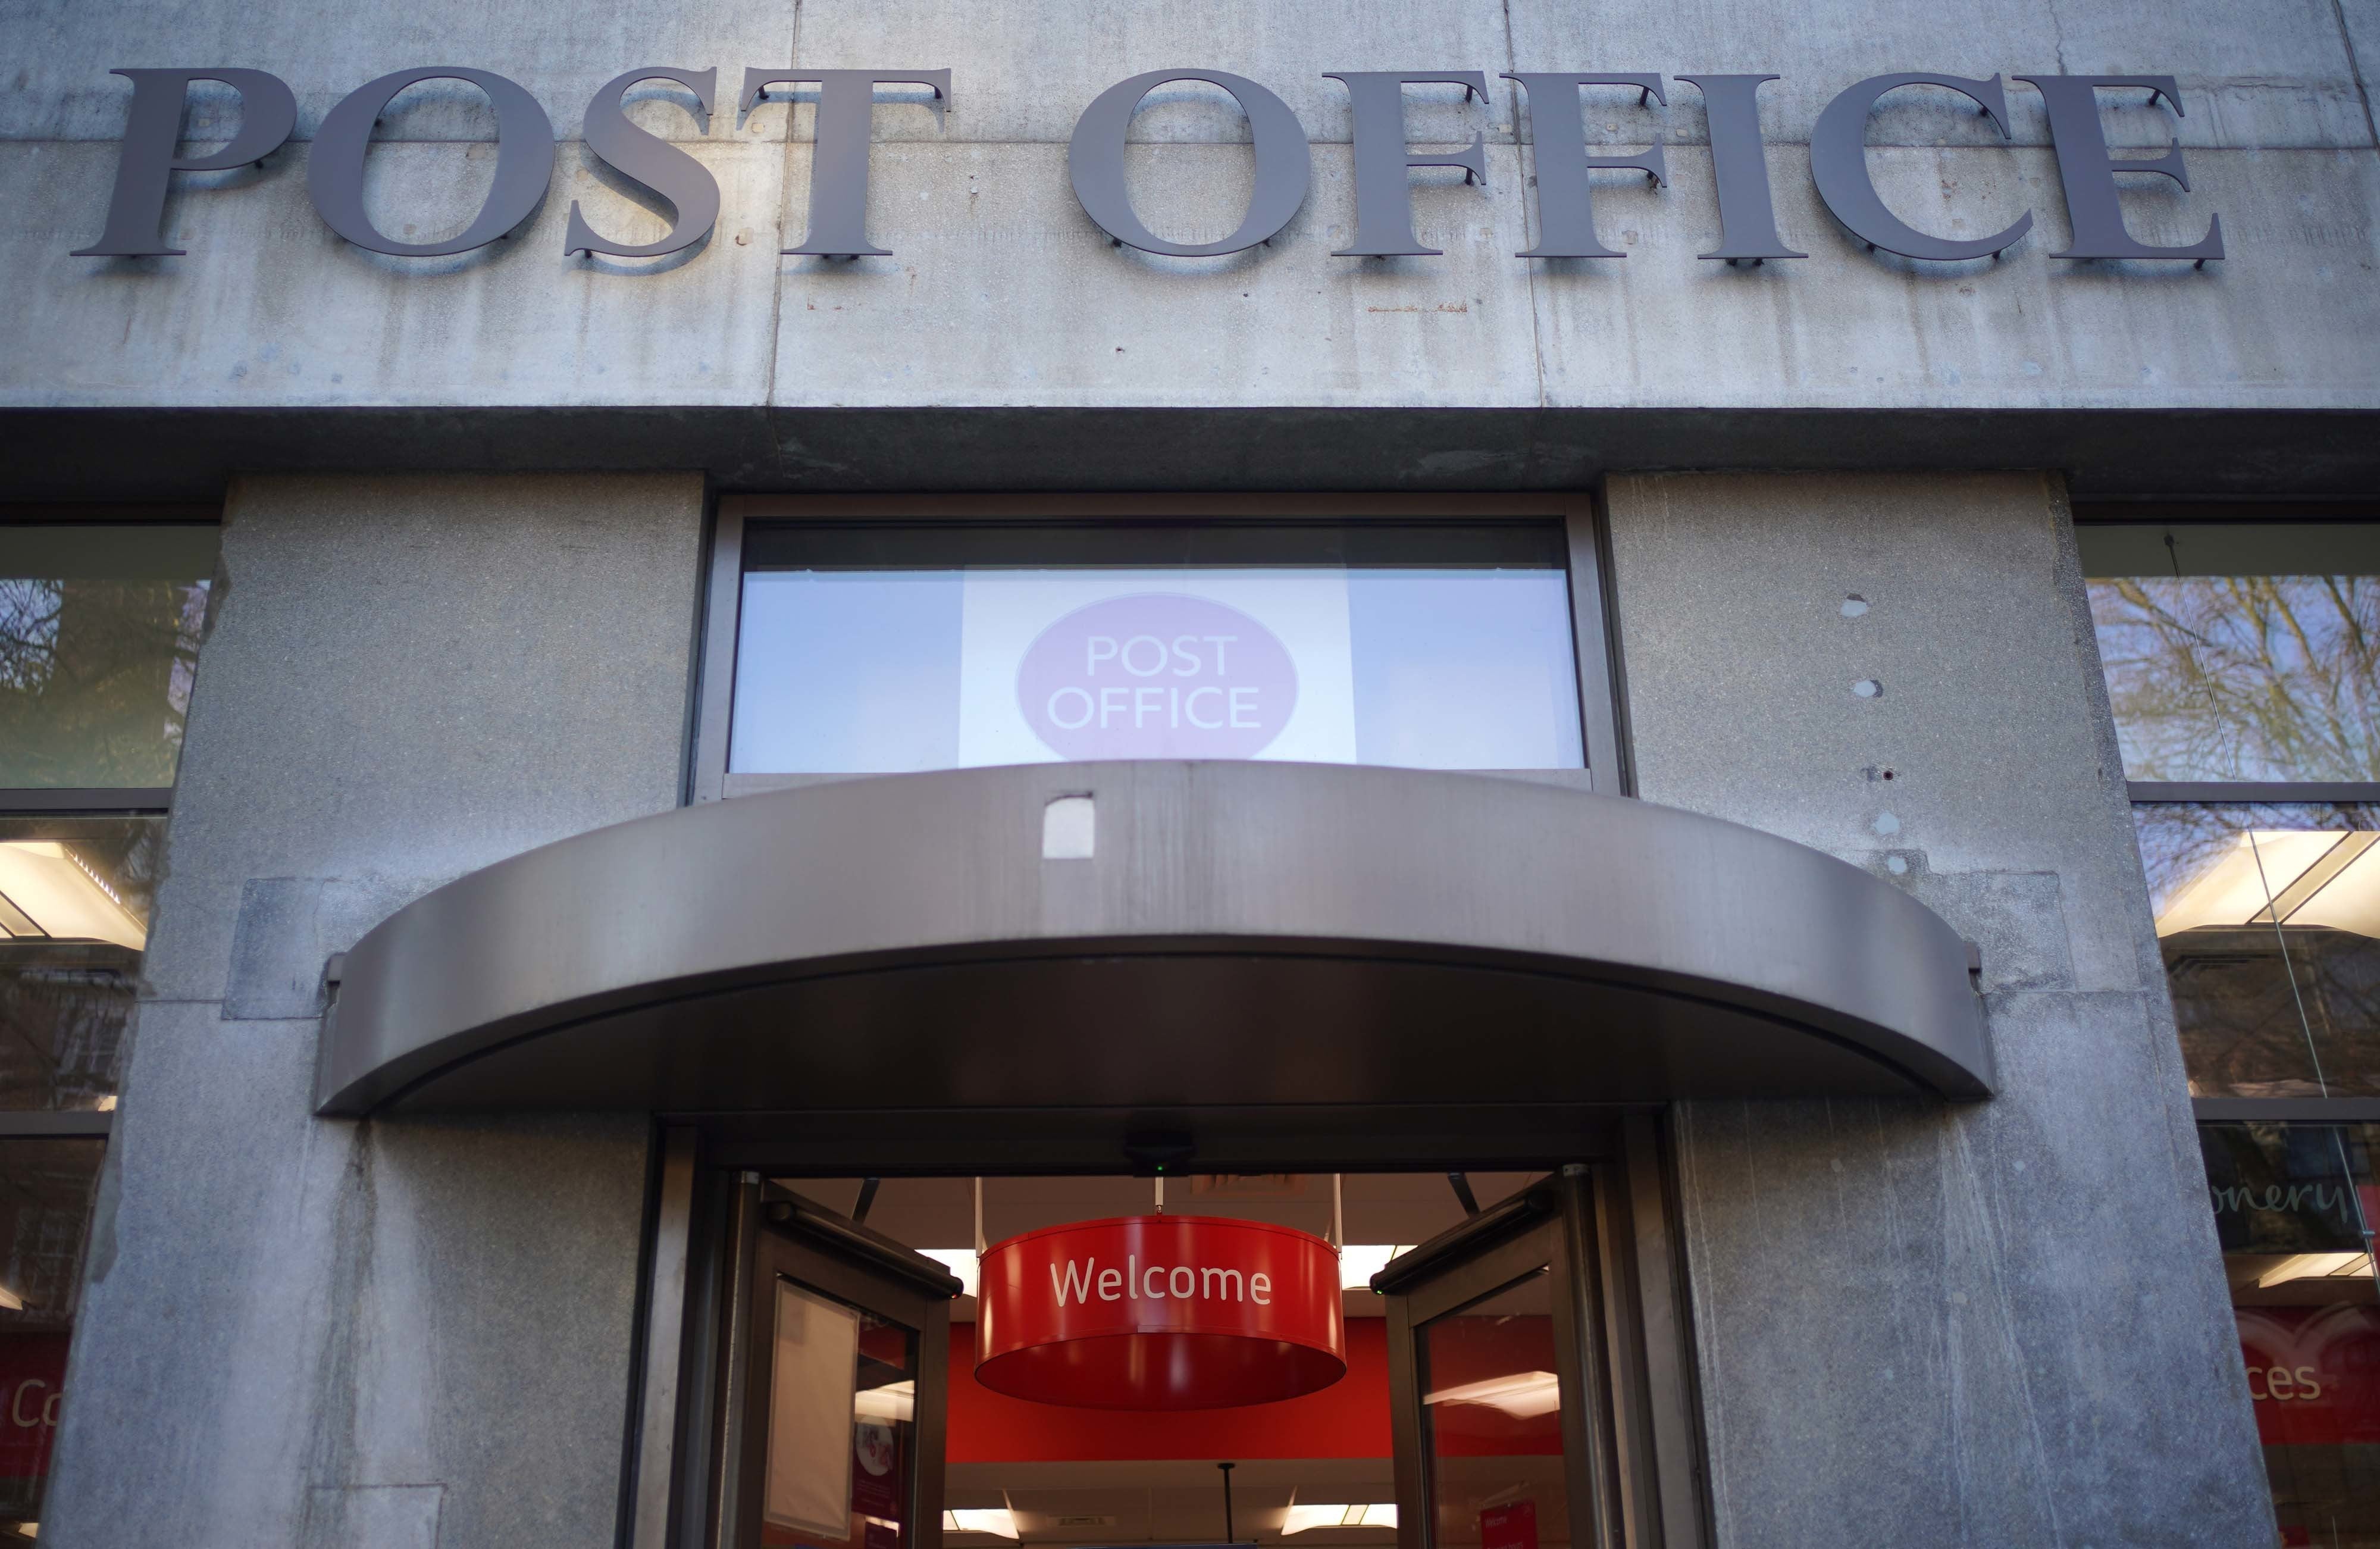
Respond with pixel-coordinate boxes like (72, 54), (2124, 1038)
(0, 508), (220, 819)
(689, 494), (1629, 802)
(2081, 509), (2380, 1125)
(0, 511), (215, 1143)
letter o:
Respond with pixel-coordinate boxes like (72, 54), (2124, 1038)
(1170, 1265), (1195, 1298)
(1123, 636), (1169, 677)
(309, 67), (556, 256)
(40, 1390), (59, 1427)
(1048, 686), (1095, 730)
(1068, 70), (1311, 256)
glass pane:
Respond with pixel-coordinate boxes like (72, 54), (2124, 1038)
(2081, 522), (2380, 784)
(0, 1138), (105, 1529)
(2135, 803), (2380, 1098)
(0, 526), (215, 789)
(728, 524), (1583, 775)
(765, 1278), (918, 1549)
(0, 815), (161, 1111)
(2200, 1122), (2380, 1547)
(1418, 1269), (1567, 1549)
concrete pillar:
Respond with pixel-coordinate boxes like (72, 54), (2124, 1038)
(1602, 471), (2271, 1545)
(42, 473), (706, 1548)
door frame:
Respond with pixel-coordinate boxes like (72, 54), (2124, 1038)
(636, 1118), (1707, 1549)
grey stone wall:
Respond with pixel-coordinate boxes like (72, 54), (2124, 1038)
(1604, 471), (2269, 1545)
(2, 0), (2377, 494)
(39, 472), (706, 1548)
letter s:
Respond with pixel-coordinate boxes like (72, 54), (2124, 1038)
(566, 67), (722, 258)
(2296, 1366), (2322, 1401)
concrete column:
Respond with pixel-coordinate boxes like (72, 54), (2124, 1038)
(1603, 471), (2272, 1546)
(42, 472), (706, 1548)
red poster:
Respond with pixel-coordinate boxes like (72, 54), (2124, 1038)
(1480, 1500), (1538, 1549)
(851, 1420), (903, 1524)
(2236, 1304), (2380, 1447)
(0, 1333), (70, 1487)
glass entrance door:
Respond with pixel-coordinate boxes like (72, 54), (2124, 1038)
(733, 1190), (962, 1549)
(682, 1153), (1701, 1549)
(1373, 1165), (1695, 1549)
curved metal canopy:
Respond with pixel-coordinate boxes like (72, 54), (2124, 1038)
(315, 761), (1991, 1116)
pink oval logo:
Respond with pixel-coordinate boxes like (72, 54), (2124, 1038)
(1016, 593), (1298, 760)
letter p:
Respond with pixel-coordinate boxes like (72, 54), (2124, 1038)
(75, 68), (297, 256)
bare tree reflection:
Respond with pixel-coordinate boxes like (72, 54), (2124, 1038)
(0, 575), (207, 788)
(2092, 574), (2380, 783)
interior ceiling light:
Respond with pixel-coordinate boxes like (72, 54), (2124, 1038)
(0, 841), (146, 950)
(2155, 830), (2380, 938)
(1336, 1245), (1414, 1290)
(0, 1287), (24, 1313)
(854, 1378), (915, 1423)
(1422, 1370), (1562, 1418)
(2256, 1251), (2373, 1287)
(920, 1248), (979, 1299)
(943, 1509), (1020, 1539)
(1281, 1504), (1399, 1534)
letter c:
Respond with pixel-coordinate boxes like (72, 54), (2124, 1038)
(309, 67), (556, 256)
(1810, 73), (2031, 261)
(11, 1381), (45, 1429)
(1144, 1267), (1167, 1299)
(1069, 70), (1311, 256)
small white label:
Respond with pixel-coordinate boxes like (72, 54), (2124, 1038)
(1042, 795), (1095, 860)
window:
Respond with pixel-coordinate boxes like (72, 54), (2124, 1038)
(694, 498), (1621, 799)
(0, 517), (216, 1534)
(1, 524), (214, 800)
(2082, 514), (2380, 1548)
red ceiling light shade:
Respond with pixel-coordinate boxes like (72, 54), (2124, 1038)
(975, 1215), (1348, 1410)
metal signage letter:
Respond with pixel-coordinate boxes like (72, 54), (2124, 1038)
(73, 68), (297, 256)
(1676, 74), (1808, 261)
(1505, 74), (1668, 259)
(1067, 70), (1311, 256)
(741, 68), (951, 257)
(308, 67), (556, 257)
(565, 67), (721, 259)
(1323, 71), (1490, 256)
(2014, 75), (2222, 262)
(1810, 73), (2032, 261)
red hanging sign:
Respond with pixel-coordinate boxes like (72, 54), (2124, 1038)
(975, 1215), (1346, 1410)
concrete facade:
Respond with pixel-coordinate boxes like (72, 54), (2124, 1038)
(39, 474), (704, 1547)
(3, 0), (2352, 1542)
(0, 0), (2376, 495)
(1605, 472), (2268, 1545)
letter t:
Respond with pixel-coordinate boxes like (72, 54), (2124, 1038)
(741, 68), (952, 256)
